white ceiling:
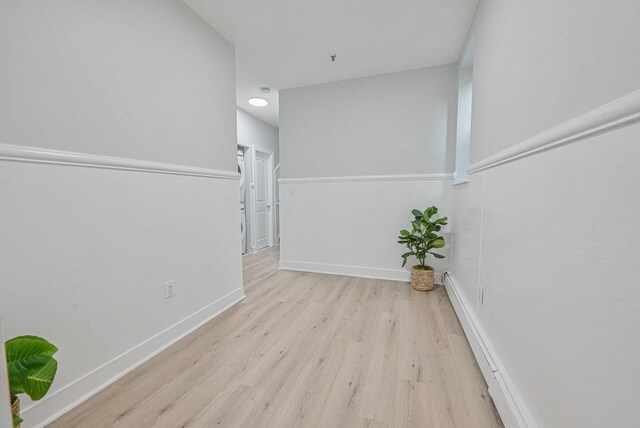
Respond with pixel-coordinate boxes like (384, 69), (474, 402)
(184, 0), (479, 127)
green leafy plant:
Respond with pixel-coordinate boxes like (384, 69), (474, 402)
(5, 336), (58, 427)
(398, 206), (448, 270)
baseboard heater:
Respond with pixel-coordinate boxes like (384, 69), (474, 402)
(442, 272), (533, 428)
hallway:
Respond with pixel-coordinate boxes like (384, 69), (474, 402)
(50, 247), (502, 427)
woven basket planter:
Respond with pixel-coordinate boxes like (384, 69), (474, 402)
(11, 397), (20, 428)
(411, 266), (434, 291)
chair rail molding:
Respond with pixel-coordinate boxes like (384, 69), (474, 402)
(0, 143), (240, 179)
(279, 173), (454, 184)
(468, 89), (640, 174)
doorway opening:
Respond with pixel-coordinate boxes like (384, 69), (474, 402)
(238, 143), (275, 255)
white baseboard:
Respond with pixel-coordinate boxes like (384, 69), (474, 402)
(280, 260), (444, 283)
(443, 273), (535, 428)
(280, 260), (410, 281)
(24, 287), (246, 428)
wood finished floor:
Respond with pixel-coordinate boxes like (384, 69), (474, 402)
(50, 247), (503, 427)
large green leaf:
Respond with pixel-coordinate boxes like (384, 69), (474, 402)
(436, 216), (448, 225)
(430, 237), (445, 248)
(5, 336), (58, 400)
(424, 231), (438, 240)
(430, 252), (446, 259)
(425, 206), (438, 218)
(411, 209), (423, 218)
(400, 229), (410, 236)
(24, 358), (58, 401)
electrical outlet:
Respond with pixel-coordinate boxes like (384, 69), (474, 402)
(478, 283), (484, 305)
(164, 280), (176, 299)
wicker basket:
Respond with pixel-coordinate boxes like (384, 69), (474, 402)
(411, 266), (434, 291)
(11, 397), (20, 428)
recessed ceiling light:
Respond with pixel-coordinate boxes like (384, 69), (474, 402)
(248, 97), (268, 107)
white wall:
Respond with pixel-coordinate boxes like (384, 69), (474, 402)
(0, 2), (242, 427)
(280, 66), (458, 178)
(236, 108), (280, 250)
(469, 0), (640, 164)
(0, 0), (236, 171)
(279, 66), (457, 280)
(279, 177), (452, 280)
(448, 1), (640, 426)
(237, 108), (279, 164)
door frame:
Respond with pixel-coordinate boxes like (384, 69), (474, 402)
(251, 145), (274, 252)
(237, 142), (251, 255)
(0, 317), (13, 428)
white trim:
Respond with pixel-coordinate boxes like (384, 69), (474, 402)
(0, 319), (12, 428)
(468, 89), (640, 175)
(443, 273), (536, 428)
(280, 260), (444, 283)
(279, 173), (453, 184)
(453, 177), (470, 186)
(274, 163), (281, 245)
(0, 143), (240, 179)
(24, 287), (246, 428)
(252, 144), (274, 156)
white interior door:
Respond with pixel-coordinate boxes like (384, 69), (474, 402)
(253, 148), (272, 251)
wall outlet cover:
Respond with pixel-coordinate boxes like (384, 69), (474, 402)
(164, 280), (176, 299)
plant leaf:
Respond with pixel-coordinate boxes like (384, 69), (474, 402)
(12, 412), (23, 427)
(400, 229), (410, 236)
(430, 237), (445, 248)
(23, 358), (58, 401)
(430, 252), (446, 259)
(401, 252), (414, 258)
(5, 336), (58, 399)
(411, 209), (423, 218)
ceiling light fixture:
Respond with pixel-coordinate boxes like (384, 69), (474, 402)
(248, 97), (268, 107)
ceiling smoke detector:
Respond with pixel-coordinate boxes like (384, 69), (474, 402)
(260, 87), (271, 94)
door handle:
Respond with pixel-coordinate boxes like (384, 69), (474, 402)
(267, 204), (271, 209)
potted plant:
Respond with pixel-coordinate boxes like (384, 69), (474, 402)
(398, 206), (447, 291)
(5, 336), (58, 427)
